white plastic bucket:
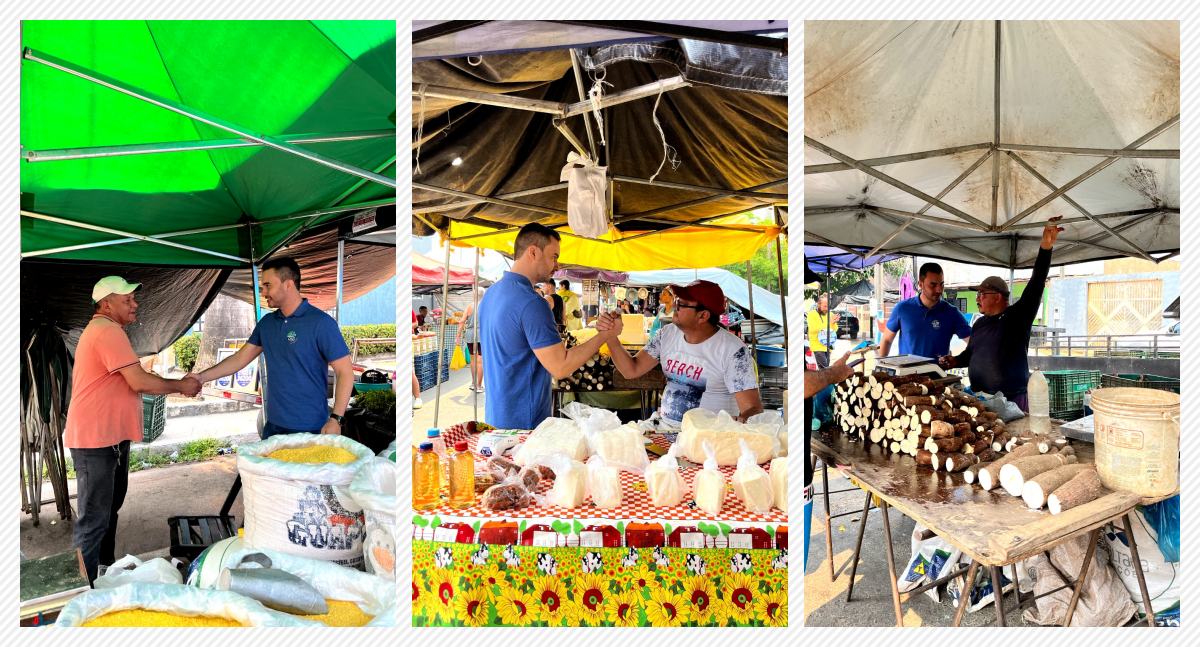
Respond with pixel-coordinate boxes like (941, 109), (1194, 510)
(1090, 387), (1179, 498)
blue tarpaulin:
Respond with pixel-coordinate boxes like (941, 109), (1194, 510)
(805, 245), (900, 274)
(625, 268), (785, 326)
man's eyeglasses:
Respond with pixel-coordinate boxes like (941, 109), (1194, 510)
(977, 291), (1004, 297)
(676, 303), (703, 310)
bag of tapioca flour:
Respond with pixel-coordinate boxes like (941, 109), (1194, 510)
(237, 433), (375, 569)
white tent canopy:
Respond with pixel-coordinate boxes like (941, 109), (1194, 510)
(805, 21), (1179, 269)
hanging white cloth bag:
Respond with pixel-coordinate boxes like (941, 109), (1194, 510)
(560, 152), (609, 239)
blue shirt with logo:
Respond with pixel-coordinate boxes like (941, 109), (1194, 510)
(479, 271), (563, 429)
(886, 295), (972, 358)
(248, 299), (349, 431)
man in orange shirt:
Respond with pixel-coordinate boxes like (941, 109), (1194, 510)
(65, 276), (201, 583)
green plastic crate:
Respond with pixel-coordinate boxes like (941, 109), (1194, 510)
(142, 394), (166, 443)
(1100, 373), (1180, 394)
(1044, 370), (1100, 421)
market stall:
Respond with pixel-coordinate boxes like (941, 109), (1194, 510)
(411, 20), (789, 626)
(803, 20), (1180, 628)
(19, 20), (398, 625)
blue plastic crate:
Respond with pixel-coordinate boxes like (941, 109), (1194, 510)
(755, 345), (786, 367)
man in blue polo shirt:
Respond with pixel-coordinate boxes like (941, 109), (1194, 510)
(190, 257), (354, 437)
(879, 262), (971, 359)
(479, 223), (618, 429)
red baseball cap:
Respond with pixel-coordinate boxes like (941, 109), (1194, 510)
(669, 280), (726, 317)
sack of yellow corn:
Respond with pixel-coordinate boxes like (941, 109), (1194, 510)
(238, 434), (374, 568)
(55, 582), (315, 627)
(349, 457), (396, 578)
(223, 548), (396, 627)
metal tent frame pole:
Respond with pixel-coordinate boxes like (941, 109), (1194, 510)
(746, 260), (757, 362)
(24, 48), (396, 189)
(20, 210), (249, 263)
(998, 114), (1179, 231)
(432, 238), (453, 428)
(1005, 151), (1153, 261)
(774, 207), (788, 348)
(472, 247), (482, 423)
(806, 136), (991, 231)
(335, 239), (345, 323)
(22, 129), (395, 162)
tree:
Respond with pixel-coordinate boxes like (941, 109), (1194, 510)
(721, 238), (788, 295)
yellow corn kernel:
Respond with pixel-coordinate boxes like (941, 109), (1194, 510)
(266, 446), (358, 464)
(296, 599), (374, 627)
(81, 609), (243, 627)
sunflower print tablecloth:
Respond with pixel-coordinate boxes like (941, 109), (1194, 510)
(412, 541), (788, 627)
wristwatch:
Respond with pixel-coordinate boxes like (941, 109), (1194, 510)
(329, 412), (344, 424)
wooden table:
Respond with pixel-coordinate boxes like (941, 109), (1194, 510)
(811, 427), (1166, 627)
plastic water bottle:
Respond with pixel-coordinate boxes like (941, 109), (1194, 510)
(1028, 370), (1050, 434)
(427, 428), (448, 483)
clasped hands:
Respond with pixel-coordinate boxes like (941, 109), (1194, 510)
(178, 373), (202, 397)
(595, 310), (624, 340)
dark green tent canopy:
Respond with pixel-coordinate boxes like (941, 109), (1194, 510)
(21, 20), (397, 267)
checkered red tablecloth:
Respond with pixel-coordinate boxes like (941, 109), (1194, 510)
(420, 423), (786, 523)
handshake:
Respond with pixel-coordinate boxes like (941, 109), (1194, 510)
(595, 310), (624, 340)
(177, 372), (204, 398)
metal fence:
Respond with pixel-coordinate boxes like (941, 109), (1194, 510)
(1029, 332), (1180, 359)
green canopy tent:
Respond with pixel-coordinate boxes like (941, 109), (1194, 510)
(21, 20), (397, 267)
(19, 20), (397, 526)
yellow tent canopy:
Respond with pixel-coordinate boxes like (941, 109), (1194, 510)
(445, 215), (783, 271)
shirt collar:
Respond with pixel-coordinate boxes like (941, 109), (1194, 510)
(273, 298), (313, 319)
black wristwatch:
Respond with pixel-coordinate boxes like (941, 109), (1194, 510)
(329, 412), (344, 424)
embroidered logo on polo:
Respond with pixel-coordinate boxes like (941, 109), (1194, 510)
(287, 330), (298, 344)
(931, 319), (941, 330)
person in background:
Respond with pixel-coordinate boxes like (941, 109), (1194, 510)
(458, 287), (484, 392)
(558, 280), (584, 331)
(66, 276), (201, 583)
(540, 282), (566, 334)
(417, 305), (429, 327)
(806, 293), (838, 368)
(412, 310), (423, 408)
(648, 287), (674, 340)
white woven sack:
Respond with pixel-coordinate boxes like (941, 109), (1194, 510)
(349, 457), (397, 577)
(237, 433), (374, 569)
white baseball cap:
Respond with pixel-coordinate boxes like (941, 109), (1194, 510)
(92, 276), (140, 303)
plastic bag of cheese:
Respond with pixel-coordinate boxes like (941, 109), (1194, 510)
(532, 453), (588, 508)
(770, 457), (787, 513)
(512, 417), (589, 465)
(586, 454), (622, 508)
(587, 422), (650, 474)
(644, 444), (687, 507)
(732, 440), (774, 514)
(677, 409), (780, 466)
(693, 441), (726, 516)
